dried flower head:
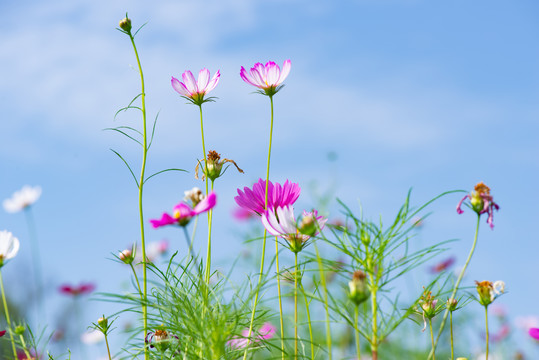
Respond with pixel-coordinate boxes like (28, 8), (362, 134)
(195, 150), (244, 182)
(475, 280), (505, 306)
(456, 182), (500, 229)
(348, 270), (370, 305)
(183, 187), (204, 207)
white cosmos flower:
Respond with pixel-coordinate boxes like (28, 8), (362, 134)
(0, 231), (20, 266)
(80, 329), (104, 344)
(3, 185), (42, 213)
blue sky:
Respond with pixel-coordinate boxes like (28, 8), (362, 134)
(1, 0), (538, 357)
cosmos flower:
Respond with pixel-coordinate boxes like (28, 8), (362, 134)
(59, 283), (95, 296)
(80, 329), (104, 345)
(171, 68), (220, 106)
(3, 186), (41, 213)
(0, 231), (20, 267)
(475, 280), (505, 306)
(146, 328), (180, 353)
(429, 256), (456, 274)
(150, 192), (216, 228)
(240, 60), (291, 96)
(227, 322), (276, 350)
(456, 182), (499, 229)
(530, 327), (539, 340)
(261, 206), (327, 253)
(235, 179), (300, 216)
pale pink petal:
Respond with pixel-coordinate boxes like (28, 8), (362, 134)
(197, 68), (210, 93)
(240, 66), (258, 87)
(261, 211), (283, 237)
(205, 70), (220, 93)
(250, 67), (266, 88)
(456, 195), (469, 214)
(277, 206), (297, 234)
(265, 61), (280, 86)
(182, 70), (198, 93)
(277, 59), (291, 85)
(193, 191), (217, 214)
(171, 77), (191, 97)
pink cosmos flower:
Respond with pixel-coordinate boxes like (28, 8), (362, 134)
(240, 60), (291, 96)
(227, 322), (276, 350)
(0, 330), (5, 337)
(59, 282), (95, 296)
(262, 206), (327, 253)
(234, 179), (300, 216)
(530, 327), (539, 340)
(232, 207), (255, 221)
(150, 192), (216, 228)
(429, 256), (456, 274)
(171, 68), (220, 106)
(456, 182), (499, 229)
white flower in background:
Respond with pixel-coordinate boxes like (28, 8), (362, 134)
(80, 329), (104, 344)
(515, 315), (539, 330)
(3, 185), (42, 213)
(0, 231), (20, 267)
(475, 352), (501, 360)
(134, 240), (169, 264)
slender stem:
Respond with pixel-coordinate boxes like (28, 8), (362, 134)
(315, 245), (332, 359)
(242, 94), (275, 360)
(354, 305), (361, 360)
(369, 273), (378, 360)
(24, 207), (45, 325)
(19, 334), (32, 359)
(294, 252), (299, 360)
(300, 283), (314, 360)
(485, 306), (489, 360)
(129, 32), (149, 360)
(450, 311), (454, 360)
(204, 180), (214, 284)
(199, 105), (212, 286)
(104, 334), (112, 360)
(0, 271), (17, 359)
(129, 263), (143, 298)
(275, 237), (285, 360)
(429, 319), (436, 360)
(430, 215), (481, 358)
(183, 226), (194, 259)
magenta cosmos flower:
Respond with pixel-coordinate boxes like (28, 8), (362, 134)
(456, 182), (499, 229)
(234, 179), (300, 216)
(227, 322), (276, 350)
(59, 282), (95, 296)
(262, 206), (327, 253)
(530, 327), (539, 340)
(150, 191), (216, 228)
(240, 60), (291, 96)
(171, 68), (220, 106)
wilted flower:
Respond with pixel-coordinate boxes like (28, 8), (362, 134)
(146, 328), (179, 353)
(429, 256), (456, 273)
(183, 187), (204, 207)
(227, 322), (276, 350)
(59, 282), (95, 296)
(81, 329), (104, 345)
(261, 206), (327, 253)
(529, 327), (539, 340)
(3, 186), (41, 213)
(195, 150), (243, 182)
(457, 182), (499, 229)
(240, 60), (291, 96)
(0, 231), (20, 268)
(171, 68), (220, 106)
(475, 280), (505, 306)
(235, 179), (300, 216)
(348, 270), (370, 305)
(417, 287), (444, 332)
(150, 192), (216, 228)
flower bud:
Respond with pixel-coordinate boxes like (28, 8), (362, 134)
(119, 17), (132, 33)
(98, 316), (108, 330)
(446, 298), (458, 312)
(348, 270), (370, 305)
(14, 325), (25, 335)
(476, 280), (495, 306)
(119, 248), (135, 265)
(299, 215), (317, 237)
(360, 229), (370, 245)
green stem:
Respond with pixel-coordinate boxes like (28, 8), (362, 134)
(369, 271), (378, 360)
(354, 305), (361, 360)
(204, 180), (214, 284)
(315, 245), (332, 359)
(242, 94), (275, 360)
(294, 252), (299, 360)
(129, 32), (149, 360)
(19, 333), (32, 359)
(183, 226), (194, 259)
(450, 311), (454, 360)
(104, 334), (112, 360)
(199, 105), (211, 286)
(300, 283), (314, 360)
(129, 263), (143, 298)
(430, 215), (481, 359)
(429, 319), (436, 360)
(24, 207), (45, 325)
(275, 237), (285, 360)
(485, 306), (489, 360)
(0, 270), (17, 359)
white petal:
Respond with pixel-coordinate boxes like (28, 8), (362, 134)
(197, 68), (210, 92)
(277, 59), (291, 85)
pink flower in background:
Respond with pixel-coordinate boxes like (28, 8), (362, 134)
(150, 192), (216, 228)
(232, 207), (255, 221)
(456, 182), (499, 229)
(228, 322), (276, 349)
(171, 68), (220, 105)
(530, 327), (539, 340)
(490, 324), (511, 343)
(240, 60), (291, 96)
(134, 240), (169, 264)
(0, 330), (5, 337)
(262, 206), (327, 253)
(429, 256), (456, 274)
(59, 282), (95, 296)
(515, 315), (539, 330)
(3, 185), (41, 213)
(235, 179), (300, 216)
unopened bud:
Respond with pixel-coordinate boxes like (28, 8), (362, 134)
(119, 17), (132, 33)
(299, 215), (317, 237)
(14, 325), (25, 335)
(447, 298), (458, 312)
(348, 270), (370, 305)
(98, 316), (108, 330)
(119, 249), (134, 264)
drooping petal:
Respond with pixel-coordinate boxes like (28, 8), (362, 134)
(149, 213), (177, 228)
(193, 191), (217, 214)
(197, 68), (211, 93)
(277, 59), (291, 85)
(171, 76), (191, 97)
(182, 70), (198, 93)
(205, 70), (220, 93)
(456, 195), (469, 214)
